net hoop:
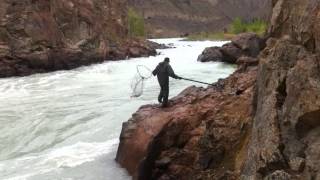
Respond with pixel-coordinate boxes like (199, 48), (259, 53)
(130, 65), (153, 98)
(136, 65), (152, 79)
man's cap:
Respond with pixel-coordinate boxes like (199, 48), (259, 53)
(164, 57), (170, 62)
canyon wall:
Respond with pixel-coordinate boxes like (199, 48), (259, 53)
(129, 0), (272, 37)
(0, 0), (156, 78)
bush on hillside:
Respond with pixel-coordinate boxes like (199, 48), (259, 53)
(128, 8), (145, 37)
(230, 18), (267, 35)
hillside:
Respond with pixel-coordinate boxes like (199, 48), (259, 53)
(129, 0), (272, 37)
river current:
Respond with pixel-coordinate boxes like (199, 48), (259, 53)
(0, 38), (235, 180)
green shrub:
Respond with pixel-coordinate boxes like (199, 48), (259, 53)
(186, 18), (267, 41)
(128, 8), (145, 37)
(230, 17), (247, 34)
(230, 18), (267, 35)
(246, 19), (267, 35)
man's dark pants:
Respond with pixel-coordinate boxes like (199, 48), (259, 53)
(158, 82), (169, 107)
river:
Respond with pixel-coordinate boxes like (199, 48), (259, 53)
(0, 38), (235, 180)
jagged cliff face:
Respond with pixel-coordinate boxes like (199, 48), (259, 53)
(129, 0), (272, 37)
(0, 0), (127, 56)
(0, 0), (126, 77)
(0, 0), (156, 78)
(242, 0), (320, 179)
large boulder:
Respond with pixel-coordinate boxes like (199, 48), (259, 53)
(197, 47), (223, 62)
(116, 103), (177, 177)
(232, 32), (264, 57)
(126, 40), (158, 58)
(145, 40), (170, 50)
(116, 66), (258, 180)
(197, 33), (264, 64)
(220, 43), (244, 63)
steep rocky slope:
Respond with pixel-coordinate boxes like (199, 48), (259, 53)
(242, 0), (320, 179)
(0, 0), (156, 78)
(117, 0), (320, 179)
(129, 0), (272, 37)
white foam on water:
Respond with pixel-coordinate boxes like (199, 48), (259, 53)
(0, 139), (119, 180)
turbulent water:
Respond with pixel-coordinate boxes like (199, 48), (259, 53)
(0, 38), (235, 180)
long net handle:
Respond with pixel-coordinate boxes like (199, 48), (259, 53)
(181, 77), (214, 86)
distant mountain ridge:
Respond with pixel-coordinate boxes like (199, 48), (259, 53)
(129, 0), (272, 37)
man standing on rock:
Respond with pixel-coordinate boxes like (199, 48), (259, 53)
(152, 57), (182, 108)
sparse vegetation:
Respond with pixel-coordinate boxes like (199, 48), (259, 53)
(230, 18), (267, 35)
(186, 18), (267, 41)
(128, 8), (145, 37)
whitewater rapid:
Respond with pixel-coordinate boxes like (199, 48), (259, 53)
(0, 38), (235, 180)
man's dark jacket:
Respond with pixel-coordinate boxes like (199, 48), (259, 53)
(152, 62), (179, 85)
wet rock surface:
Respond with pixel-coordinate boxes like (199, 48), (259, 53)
(0, 0), (158, 78)
(197, 33), (265, 64)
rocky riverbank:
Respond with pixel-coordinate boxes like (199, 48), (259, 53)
(116, 0), (320, 179)
(0, 0), (159, 78)
(197, 33), (264, 64)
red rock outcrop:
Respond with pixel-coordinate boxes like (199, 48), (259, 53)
(0, 0), (157, 78)
(116, 65), (258, 179)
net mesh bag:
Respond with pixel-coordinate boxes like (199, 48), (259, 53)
(131, 65), (152, 97)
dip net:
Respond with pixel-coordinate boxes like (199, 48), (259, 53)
(131, 65), (152, 97)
